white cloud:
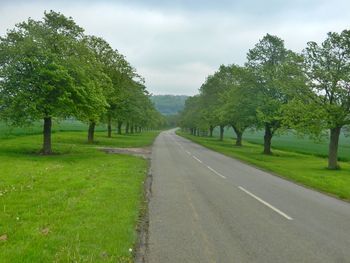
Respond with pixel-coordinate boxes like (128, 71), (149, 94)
(139, 62), (215, 95)
(1, 0), (350, 95)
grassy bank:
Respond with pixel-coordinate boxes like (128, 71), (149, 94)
(0, 130), (159, 262)
(214, 128), (350, 161)
(178, 131), (350, 201)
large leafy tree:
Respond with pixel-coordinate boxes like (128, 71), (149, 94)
(246, 34), (305, 154)
(218, 65), (258, 146)
(200, 65), (234, 140)
(108, 52), (133, 135)
(179, 96), (202, 135)
(297, 30), (350, 169)
(0, 11), (107, 153)
(88, 47), (145, 136)
(199, 75), (219, 137)
(73, 40), (110, 144)
(82, 35), (121, 142)
(123, 82), (157, 132)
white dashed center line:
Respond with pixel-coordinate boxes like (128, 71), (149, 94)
(192, 156), (203, 163)
(173, 133), (292, 221)
(207, 166), (226, 179)
(238, 186), (293, 220)
(176, 138), (226, 180)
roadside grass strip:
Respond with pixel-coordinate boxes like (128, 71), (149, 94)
(0, 131), (159, 262)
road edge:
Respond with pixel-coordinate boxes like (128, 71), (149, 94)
(134, 135), (159, 262)
(134, 168), (152, 263)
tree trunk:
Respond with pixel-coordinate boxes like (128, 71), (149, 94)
(263, 124), (273, 155)
(209, 125), (214, 137)
(107, 115), (112, 138)
(88, 121), (96, 143)
(328, 127), (341, 169)
(219, 125), (224, 141)
(117, 121), (122, 135)
(197, 128), (200, 136)
(131, 124), (134, 134)
(42, 117), (52, 155)
(232, 126), (243, 146)
(126, 122), (129, 134)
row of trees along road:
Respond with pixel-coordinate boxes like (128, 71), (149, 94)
(180, 31), (350, 170)
(0, 11), (164, 154)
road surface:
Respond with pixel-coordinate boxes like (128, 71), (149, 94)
(146, 130), (350, 263)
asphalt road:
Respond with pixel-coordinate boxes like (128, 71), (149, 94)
(146, 130), (350, 263)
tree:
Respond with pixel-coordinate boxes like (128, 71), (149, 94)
(150, 95), (188, 115)
(0, 11), (107, 153)
(218, 65), (257, 146)
(246, 34), (305, 154)
(82, 36), (120, 142)
(124, 82), (158, 131)
(199, 65), (234, 140)
(297, 30), (350, 169)
(179, 96), (202, 135)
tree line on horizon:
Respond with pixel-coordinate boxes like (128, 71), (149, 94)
(150, 95), (188, 115)
(0, 11), (164, 154)
(179, 31), (350, 170)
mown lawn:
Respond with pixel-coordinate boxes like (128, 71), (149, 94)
(178, 131), (350, 201)
(0, 130), (159, 262)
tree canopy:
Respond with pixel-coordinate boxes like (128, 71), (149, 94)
(179, 31), (350, 169)
(0, 11), (162, 153)
(284, 30), (350, 169)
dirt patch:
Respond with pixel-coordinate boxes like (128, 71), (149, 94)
(0, 234), (8, 241)
(101, 147), (151, 159)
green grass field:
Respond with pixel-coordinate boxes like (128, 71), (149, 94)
(0, 120), (107, 139)
(0, 128), (159, 262)
(178, 131), (350, 201)
(214, 128), (350, 161)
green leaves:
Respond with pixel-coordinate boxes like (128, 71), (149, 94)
(0, 11), (87, 121)
(0, 11), (161, 151)
(246, 34), (286, 70)
(303, 29), (350, 128)
(218, 65), (257, 132)
(181, 30), (350, 167)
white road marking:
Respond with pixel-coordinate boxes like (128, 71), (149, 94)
(186, 150), (191, 155)
(192, 156), (203, 163)
(170, 136), (183, 148)
(238, 186), (293, 220)
(207, 166), (226, 179)
(174, 141), (181, 146)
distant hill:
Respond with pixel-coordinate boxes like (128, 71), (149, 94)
(151, 95), (188, 115)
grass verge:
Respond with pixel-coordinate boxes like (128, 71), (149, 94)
(178, 131), (350, 201)
(0, 131), (159, 262)
(214, 128), (350, 161)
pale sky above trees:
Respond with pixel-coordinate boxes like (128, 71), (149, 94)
(1, 0), (350, 95)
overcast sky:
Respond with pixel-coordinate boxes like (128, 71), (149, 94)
(1, 0), (350, 95)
